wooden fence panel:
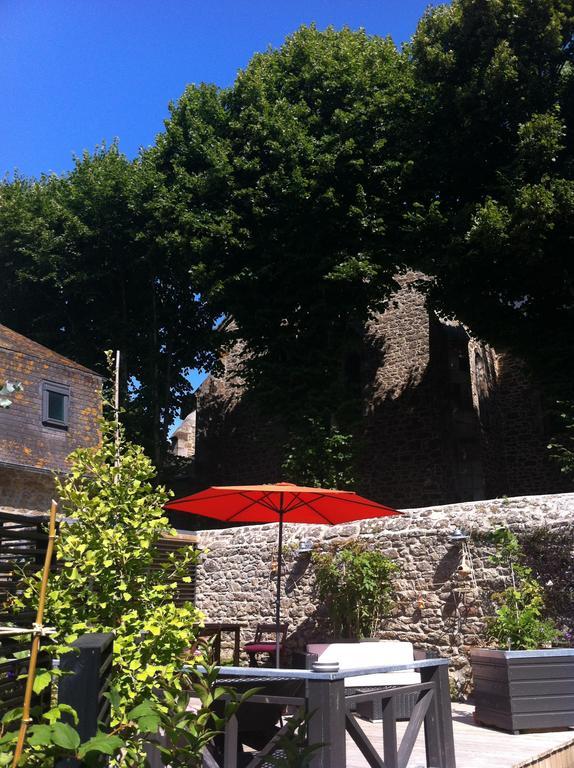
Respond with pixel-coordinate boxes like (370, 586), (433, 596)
(0, 511), (51, 627)
(153, 533), (198, 606)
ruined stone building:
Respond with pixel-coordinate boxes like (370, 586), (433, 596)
(171, 411), (196, 459)
(0, 324), (102, 515)
(172, 275), (569, 510)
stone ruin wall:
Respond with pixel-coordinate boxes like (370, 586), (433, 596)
(194, 492), (574, 695)
(359, 275), (459, 507)
(194, 275), (568, 510)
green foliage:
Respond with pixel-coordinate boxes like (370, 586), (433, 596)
(0, 703), (123, 767)
(282, 417), (355, 489)
(312, 541), (398, 638)
(548, 401), (574, 479)
(522, 525), (574, 638)
(15, 413), (203, 716)
(262, 708), (322, 768)
(0, 143), (219, 469)
(0, 663), (251, 767)
(486, 527), (560, 650)
(158, 25), (413, 451)
(8, 414), (251, 765)
(2, 7), (573, 469)
(149, 662), (256, 767)
(407, 0), (574, 402)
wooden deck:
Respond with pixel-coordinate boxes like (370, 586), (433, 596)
(346, 703), (574, 768)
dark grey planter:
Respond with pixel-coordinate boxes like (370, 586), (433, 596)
(470, 647), (574, 733)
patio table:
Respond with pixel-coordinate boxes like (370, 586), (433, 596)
(206, 658), (456, 768)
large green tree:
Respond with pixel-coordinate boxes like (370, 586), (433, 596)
(406, 0), (574, 399)
(4, 9), (574, 476)
(158, 26), (414, 465)
(0, 144), (218, 468)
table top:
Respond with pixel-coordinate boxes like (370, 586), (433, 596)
(190, 657), (450, 682)
(201, 622), (246, 630)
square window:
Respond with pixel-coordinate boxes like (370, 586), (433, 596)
(42, 382), (70, 428)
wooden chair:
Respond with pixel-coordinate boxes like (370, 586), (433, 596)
(243, 623), (288, 667)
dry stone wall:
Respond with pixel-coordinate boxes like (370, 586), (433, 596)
(195, 492), (574, 693)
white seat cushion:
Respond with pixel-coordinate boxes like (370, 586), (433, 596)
(307, 641), (420, 688)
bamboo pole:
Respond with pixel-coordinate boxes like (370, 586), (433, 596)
(114, 350), (121, 481)
(11, 499), (58, 767)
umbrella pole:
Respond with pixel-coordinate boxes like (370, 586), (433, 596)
(275, 509), (283, 668)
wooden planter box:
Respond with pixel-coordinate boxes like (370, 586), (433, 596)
(470, 648), (574, 733)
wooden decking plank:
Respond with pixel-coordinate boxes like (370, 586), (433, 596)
(345, 703), (574, 768)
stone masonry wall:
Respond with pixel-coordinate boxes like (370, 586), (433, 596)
(0, 466), (55, 515)
(195, 492), (574, 694)
(358, 277), (458, 507)
(193, 275), (569, 510)
(195, 339), (286, 488)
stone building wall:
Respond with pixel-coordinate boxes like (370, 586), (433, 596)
(0, 326), (102, 474)
(195, 492), (574, 692)
(0, 324), (102, 516)
(0, 466), (55, 515)
(486, 353), (556, 495)
(171, 411), (197, 459)
(192, 276), (569, 508)
(195, 340), (287, 487)
(357, 276), (489, 507)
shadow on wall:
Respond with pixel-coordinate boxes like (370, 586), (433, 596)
(433, 544), (463, 588)
(284, 553), (332, 654)
(195, 385), (287, 489)
(358, 315), (468, 509)
(482, 352), (570, 497)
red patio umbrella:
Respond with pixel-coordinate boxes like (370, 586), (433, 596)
(165, 482), (401, 666)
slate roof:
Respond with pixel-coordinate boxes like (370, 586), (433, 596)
(0, 325), (101, 378)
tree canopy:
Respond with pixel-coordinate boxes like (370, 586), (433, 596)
(158, 26), (414, 442)
(0, 144), (218, 469)
(407, 0), (574, 398)
(2, 6), (573, 473)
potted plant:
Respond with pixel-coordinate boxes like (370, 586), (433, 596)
(470, 527), (574, 733)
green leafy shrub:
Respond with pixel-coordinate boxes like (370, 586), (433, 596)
(548, 400), (574, 481)
(282, 417), (355, 490)
(486, 527), (560, 650)
(0, 700), (124, 767)
(262, 708), (321, 767)
(312, 541), (398, 638)
(0, 655), (251, 767)
(15, 415), (202, 717)
(522, 526), (574, 639)
(10, 411), (258, 765)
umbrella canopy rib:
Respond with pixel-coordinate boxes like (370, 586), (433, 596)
(173, 489), (254, 504)
(224, 492), (276, 522)
(282, 495), (334, 525)
(282, 492), (324, 513)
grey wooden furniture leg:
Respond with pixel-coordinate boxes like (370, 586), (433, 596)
(307, 678), (347, 768)
(421, 663), (456, 768)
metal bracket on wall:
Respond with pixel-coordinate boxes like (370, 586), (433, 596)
(451, 538), (479, 637)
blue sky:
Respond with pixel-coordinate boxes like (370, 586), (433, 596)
(1, 0), (433, 412)
(1, 0), (431, 180)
